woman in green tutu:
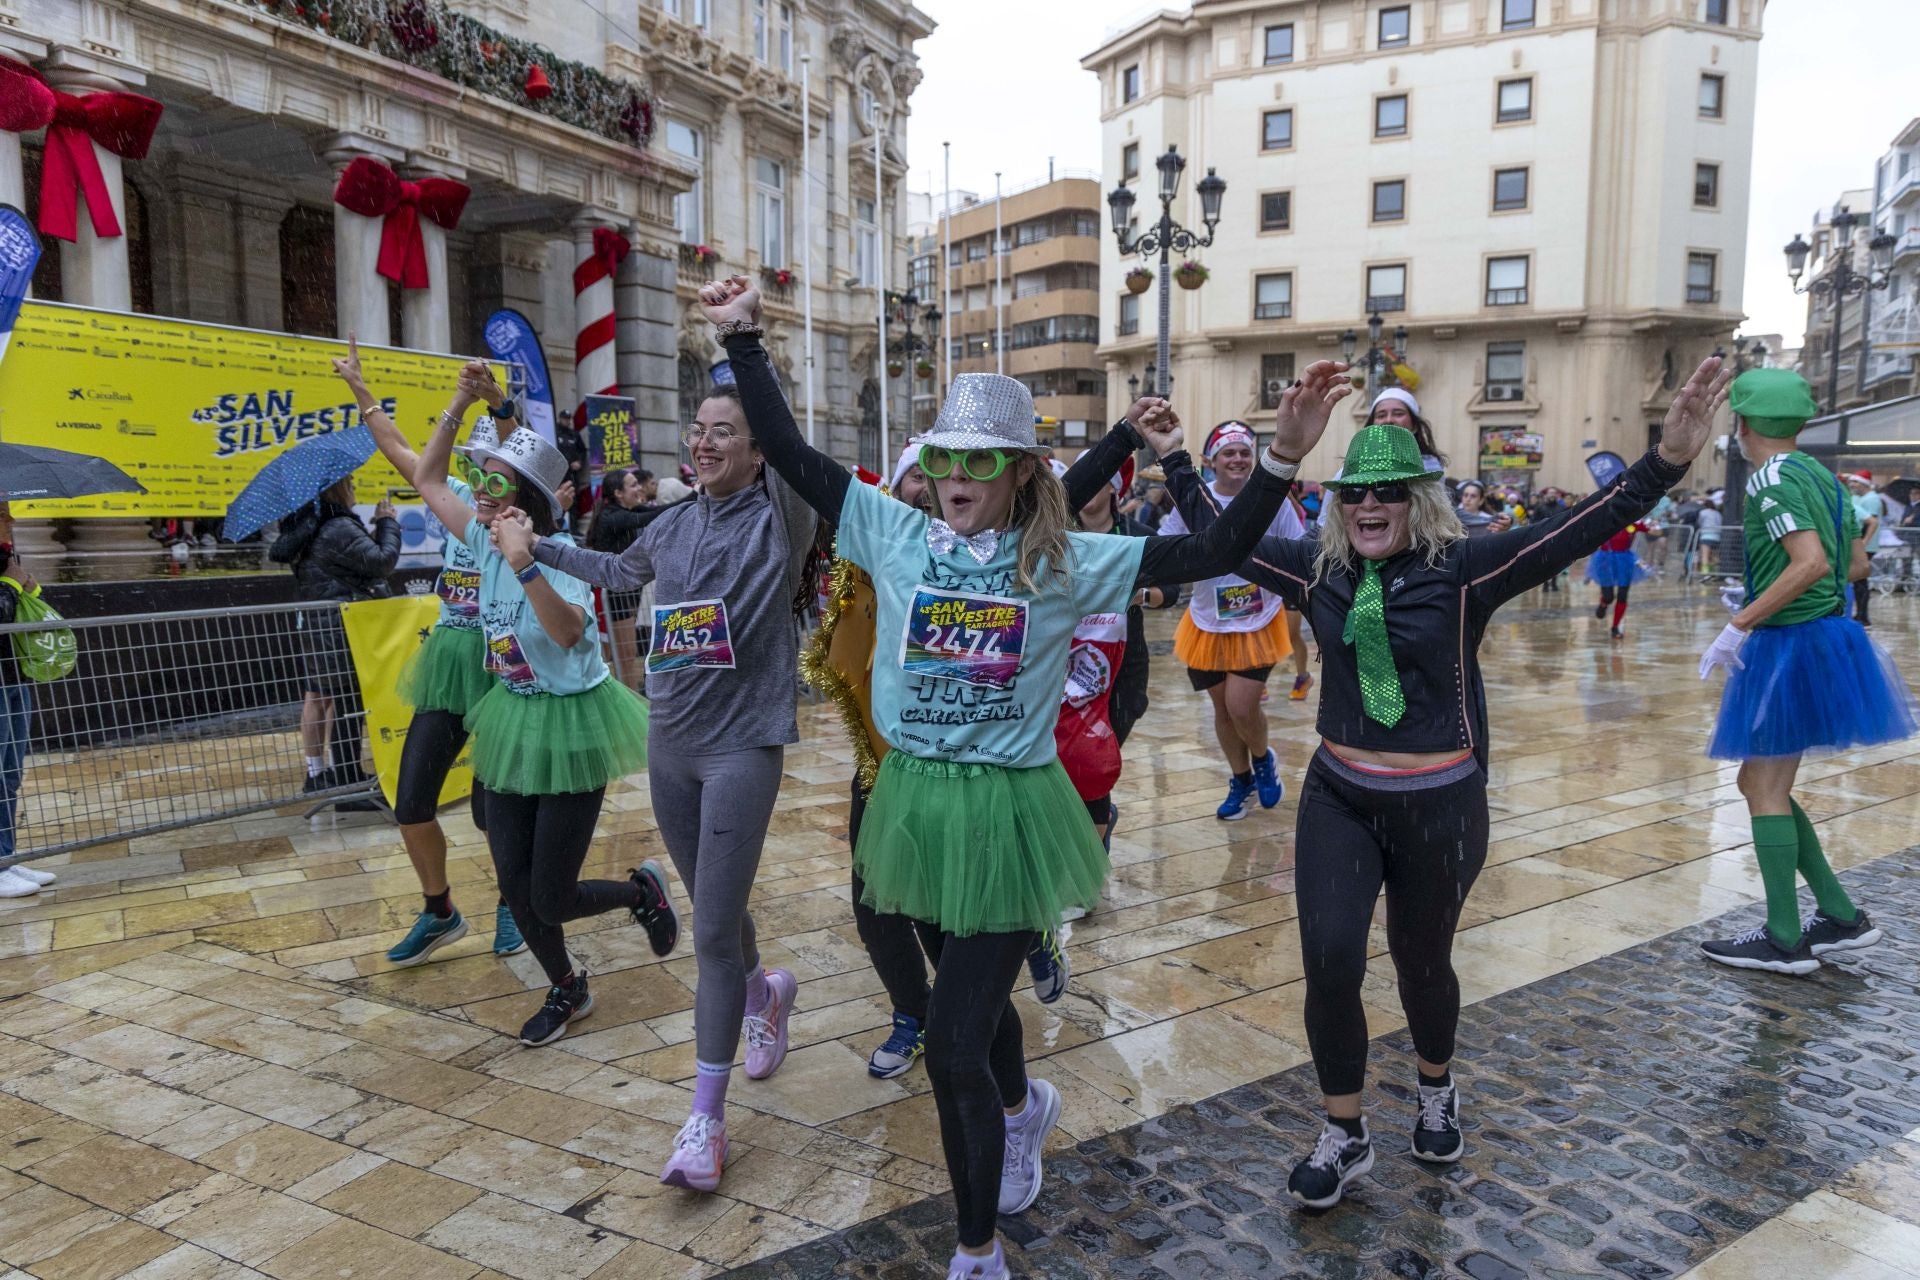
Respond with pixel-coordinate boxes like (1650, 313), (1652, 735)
(414, 363), (680, 1048)
(697, 274), (1352, 1280)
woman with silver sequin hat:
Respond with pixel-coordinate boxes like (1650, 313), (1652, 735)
(698, 273), (1350, 1280)
(415, 365), (677, 1052)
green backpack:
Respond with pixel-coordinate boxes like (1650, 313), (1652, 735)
(1, 577), (77, 683)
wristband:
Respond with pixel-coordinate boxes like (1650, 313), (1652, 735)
(1259, 451), (1300, 481)
(437, 409), (463, 431)
(514, 562), (541, 585)
(494, 398), (517, 421)
(714, 319), (765, 342)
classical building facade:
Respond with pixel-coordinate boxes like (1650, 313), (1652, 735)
(1, 0), (930, 512)
(1796, 188), (1880, 415)
(1865, 118), (1920, 400)
(1082, 0), (1760, 492)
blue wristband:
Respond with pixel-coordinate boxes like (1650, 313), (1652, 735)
(514, 562), (540, 585)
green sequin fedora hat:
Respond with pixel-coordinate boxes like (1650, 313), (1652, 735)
(1339, 424), (1439, 486)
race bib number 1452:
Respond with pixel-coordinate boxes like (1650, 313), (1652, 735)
(899, 587), (1027, 690)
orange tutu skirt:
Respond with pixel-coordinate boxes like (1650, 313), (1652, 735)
(1174, 611), (1292, 671)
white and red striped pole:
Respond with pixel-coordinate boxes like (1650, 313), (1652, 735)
(573, 223), (629, 425)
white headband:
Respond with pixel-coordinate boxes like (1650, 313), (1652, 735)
(1369, 387), (1421, 419)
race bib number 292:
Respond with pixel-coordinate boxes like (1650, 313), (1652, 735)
(899, 587), (1027, 690)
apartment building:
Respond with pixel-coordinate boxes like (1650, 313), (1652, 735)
(1082, 0), (1760, 491)
(1865, 119), (1920, 400)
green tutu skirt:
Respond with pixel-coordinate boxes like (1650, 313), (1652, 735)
(464, 678), (648, 796)
(397, 625), (494, 716)
(855, 752), (1108, 937)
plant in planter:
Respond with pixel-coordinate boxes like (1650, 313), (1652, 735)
(680, 243), (718, 268)
(1173, 260), (1209, 290)
(915, 358), (935, 379)
(1125, 266), (1154, 295)
(887, 359), (906, 378)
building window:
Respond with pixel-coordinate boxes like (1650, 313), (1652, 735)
(1486, 341), (1526, 398)
(1264, 23), (1294, 64)
(858, 84), (878, 125)
(1704, 0), (1729, 23)
(1699, 73), (1724, 118)
(664, 0), (709, 27)
(854, 197), (877, 286)
(1372, 180), (1406, 223)
(1504, 0), (1536, 29)
(1255, 273), (1293, 320)
(1686, 252), (1718, 303)
(1118, 293), (1140, 337)
(1486, 256), (1529, 306)
(666, 121), (703, 243)
(1260, 190), (1292, 232)
(1259, 353), (1297, 410)
(1013, 269), (1048, 300)
(966, 238), (987, 262)
(777, 2), (793, 72)
(754, 156), (786, 266)
(1367, 264), (1406, 313)
(1379, 6), (1410, 47)
(1014, 218), (1052, 248)
(1694, 162), (1720, 208)
(1122, 143), (1140, 181)
(1010, 315), (1100, 349)
(1123, 64), (1141, 102)
(1493, 166), (1529, 211)
(1375, 94), (1408, 138)
(912, 254), (936, 296)
(1262, 109), (1293, 151)
(1497, 78), (1533, 123)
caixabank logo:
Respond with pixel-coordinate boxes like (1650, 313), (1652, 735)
(66, 387), (134, 403)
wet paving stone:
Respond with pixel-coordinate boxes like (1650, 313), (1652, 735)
(726, 850), (1920, 1278)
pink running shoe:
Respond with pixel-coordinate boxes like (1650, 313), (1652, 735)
(659, 1112), (727, 1191)
(742, 968), (797, 1079)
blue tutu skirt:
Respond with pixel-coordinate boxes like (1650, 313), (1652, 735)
(1709, 615), (1918, 760)
(1584, 548), (1649, 589)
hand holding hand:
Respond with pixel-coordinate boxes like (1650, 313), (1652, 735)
(1698, 621), (1749, 680)
(1271, 361), (1354, 463)
(699, 275), (762, 328)
(555, 479), (576, 513)
(331, 333), (366, 390)
(1137, 402), (1185, 457)
(1124, 395), (1168, 429)
(490, 508), (537, 567)
(458, 362), (504, 411)
(1659, 355), (1734, 468)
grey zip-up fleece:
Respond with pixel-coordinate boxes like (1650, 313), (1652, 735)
(532, 468), (816, 753)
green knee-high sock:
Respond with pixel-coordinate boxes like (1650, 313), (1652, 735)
(1790, 800), (1857, 924)
(1750, 815), (1804, 948)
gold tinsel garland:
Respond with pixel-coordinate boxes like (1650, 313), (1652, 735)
(800, 552), (881, 792)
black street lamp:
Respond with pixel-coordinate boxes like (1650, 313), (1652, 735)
(1108, 146), (1225, 397)
(1340, 315), (1411, 400)
(1784, 205), (1896, 414)
(884, 288), (943, 382)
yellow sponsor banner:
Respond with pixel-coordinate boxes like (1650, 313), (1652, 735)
(0, 302), (502, 518)
(339, 596), (473, 811)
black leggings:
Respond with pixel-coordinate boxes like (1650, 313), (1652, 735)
(484, 787), (631, 986)
(1596, 584), (1631, 605)
(1854, 582), (1872, 627)
(849, 778), (944, 1020)
(1295, 749), (1489, 1097)
(923, 929), (1032, 1248)
(394, 709), (488, 829)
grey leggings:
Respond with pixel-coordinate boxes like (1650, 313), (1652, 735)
(649, 744), (785, 1067)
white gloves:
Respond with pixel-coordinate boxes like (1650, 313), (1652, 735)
(1699, 622), (1749, 680)
(1720, 585), (1745, 615)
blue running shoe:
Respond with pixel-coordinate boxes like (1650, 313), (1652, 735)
(493, 901), (528, 957)
(387, 909), (468, 967)
(1026, 930), (1070, 1004)
(1252, 749), (1285, 810)
(868, 1011), (925, 1079)
(1217, 772), (1256, 821)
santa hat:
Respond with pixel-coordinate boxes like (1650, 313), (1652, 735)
(1844, 470), (1873, 485)
(1110, 456), (1137, 495)
(1203, 421), (1257, 459)
(887, 443), (921, 492)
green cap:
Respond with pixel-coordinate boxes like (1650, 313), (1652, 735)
(1339, 425), (1436, 486)
(1728, 368), (1818, 438)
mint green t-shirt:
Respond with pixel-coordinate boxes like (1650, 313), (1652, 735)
(1741, 452), (1859, 628)
(461, 520), (606, 696)
(838, 480), (1146, 768)
(432, 478), (484, 632)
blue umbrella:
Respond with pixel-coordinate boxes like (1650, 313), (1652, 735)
(224, 426), (378, 541)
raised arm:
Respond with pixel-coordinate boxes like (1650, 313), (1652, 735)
(334, 334), (418, 480)
(702, 276), (850, 519)
(1159, 438), (1316, 600)
(1464, 355), (1729, 609)
(1062, 409), (1152, 512)
(413, 367), (488, 538)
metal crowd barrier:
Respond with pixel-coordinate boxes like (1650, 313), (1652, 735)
(1868, 526), (1920, 596)
(0, 601), (382, 864)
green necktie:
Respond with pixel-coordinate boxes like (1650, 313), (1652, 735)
(1342, 559), (1406, 728)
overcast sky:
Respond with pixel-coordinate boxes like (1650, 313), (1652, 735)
(904, 0), (1913, 350)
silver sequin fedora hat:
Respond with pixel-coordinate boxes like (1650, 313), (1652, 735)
(453, 414), (504, 466)
(490, 427), (570, 515)
(918, 374), (1048, 454)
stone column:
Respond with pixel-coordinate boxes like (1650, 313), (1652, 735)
(619, 235), (680, 477)
(398, 162), (460, 353)
(0, 31), (45, 216)
(42, 55), (143, 312)
(235, 192), (293, 333)
(322, 142), (399, 347)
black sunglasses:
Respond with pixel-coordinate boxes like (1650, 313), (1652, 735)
(1338, 480), (1412, 506)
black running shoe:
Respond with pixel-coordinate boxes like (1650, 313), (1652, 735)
(1802, 909), (1882, 957)
(1700, 925), (1820, 975)
(1287, 1120), (1374, 1209)
(1411, 1081), (1463, 1163)
(520, 971), (594, 1046)
(629, 860), (680, 957)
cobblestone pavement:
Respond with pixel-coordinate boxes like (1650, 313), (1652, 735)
(725, 849), (1920, 1280)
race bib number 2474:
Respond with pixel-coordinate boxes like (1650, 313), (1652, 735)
(898, 587), (1028, 690)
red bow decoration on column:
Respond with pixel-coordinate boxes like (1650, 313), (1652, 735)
(330, 156), (471, 289)
(0, 61), (165, 243)
(587, 226), (629, 282)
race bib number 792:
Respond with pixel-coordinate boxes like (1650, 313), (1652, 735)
(899, 587), (1027, 690)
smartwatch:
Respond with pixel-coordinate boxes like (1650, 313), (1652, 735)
(494, 397), (518, 422)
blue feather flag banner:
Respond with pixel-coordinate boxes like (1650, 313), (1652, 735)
(1586, 451), (1628, 490)
(482, 309), (557, 444)
(0, 203), (43, 368)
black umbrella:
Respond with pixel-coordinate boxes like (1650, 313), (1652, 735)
(0, 442), (148, 502)
(1880, 476), (1919, 506)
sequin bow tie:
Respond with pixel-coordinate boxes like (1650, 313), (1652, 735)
(926, 520), (1000, 564)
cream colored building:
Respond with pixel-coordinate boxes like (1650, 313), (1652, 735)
(1082, 0), (1760, 491)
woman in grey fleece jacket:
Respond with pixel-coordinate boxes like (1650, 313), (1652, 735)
(502, 381), (816, 1193)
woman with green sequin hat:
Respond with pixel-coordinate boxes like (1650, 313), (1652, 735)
(1160, 355), (1734, 1212)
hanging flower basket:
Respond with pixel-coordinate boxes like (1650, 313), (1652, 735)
(1125, 267), (1154, 295)
(915, 359), (935, 379)
(887, 359), (906, 378)
(681, 243), (719, 269)
(1173, 260), (1209, 290)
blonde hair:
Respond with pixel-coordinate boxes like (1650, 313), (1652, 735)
(1314, 479), (1463, 581)
(924, 454), (1075, 595)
